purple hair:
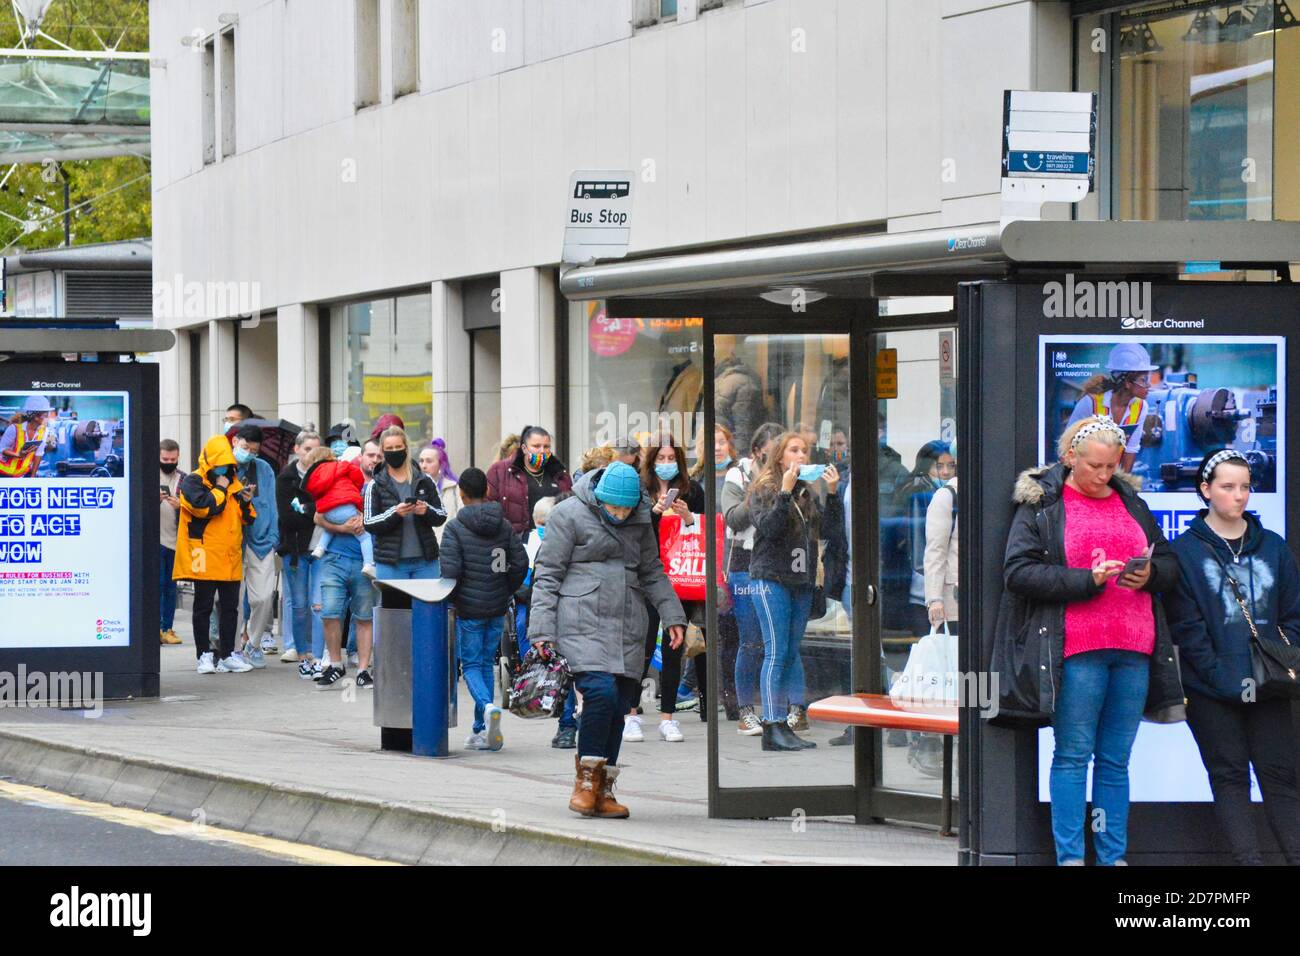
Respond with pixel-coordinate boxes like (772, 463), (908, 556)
(423, 438), (459, 489)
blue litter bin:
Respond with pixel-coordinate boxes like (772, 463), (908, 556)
(371, 578), (458, 757)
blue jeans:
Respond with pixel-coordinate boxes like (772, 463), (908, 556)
(374, 558), (441, 581)
(729, 571), (764, 709)
(574, 671), (642, 763)
(160, 545), (177, 630)
(752, 579), (812, 722)
(1050, 649), (1149, 866)
(282, 554), (319, 655)
(457, 616), (501, 733)
(516, 606), (578, 729)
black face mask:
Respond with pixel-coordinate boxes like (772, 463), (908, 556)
(160, 461), (178, 474)
(384, 449), (407, 469)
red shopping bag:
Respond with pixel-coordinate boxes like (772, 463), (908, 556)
(658, 513), (725, 602)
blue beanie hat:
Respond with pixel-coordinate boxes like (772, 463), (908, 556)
(594, 462), (642, 508)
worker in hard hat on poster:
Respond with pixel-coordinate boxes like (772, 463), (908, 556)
(1067, 342), (1159, 473)
(0, 395), (53, 479)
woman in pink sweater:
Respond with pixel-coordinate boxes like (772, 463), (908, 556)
(1000, 416), (1184, 865)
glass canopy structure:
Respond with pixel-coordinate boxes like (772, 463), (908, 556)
(0, 49), (149, 162)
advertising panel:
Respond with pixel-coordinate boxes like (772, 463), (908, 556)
(1035, 333), (1285, 802)
(0, 390), (131, 649)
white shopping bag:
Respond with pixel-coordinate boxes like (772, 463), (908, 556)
(889, 622), (960, 704)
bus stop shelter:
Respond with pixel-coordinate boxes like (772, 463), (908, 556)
(560, 219), (1300, 865)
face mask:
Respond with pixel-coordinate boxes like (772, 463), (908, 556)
(654, 463), (679, 481)
(209, 465), (229, 479)
(717, 456), (732, 469)
(330, 441), (347, 456)
(233, 447), (253, 465)
(384, 449), (407, 469)
(160, 461), (178, 475)
(797, 464), (826, 483)
(526, 451), (550, 471)
(931, 476), (946, 490)
(600, 505), (630, 525)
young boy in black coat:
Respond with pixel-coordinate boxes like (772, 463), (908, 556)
(440, 467), (529, 752)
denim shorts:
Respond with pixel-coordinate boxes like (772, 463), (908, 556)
(317, 550), (375, 622)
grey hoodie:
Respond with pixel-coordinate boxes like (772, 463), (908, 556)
(529, 466), (686, 677)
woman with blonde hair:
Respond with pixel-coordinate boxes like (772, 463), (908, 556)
(994, 415), (1184, 865)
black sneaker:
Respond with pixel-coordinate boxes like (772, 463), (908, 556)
(551, 725), (577, 749)
(314, 665), (348, 690)
(355, 669), (374, 689)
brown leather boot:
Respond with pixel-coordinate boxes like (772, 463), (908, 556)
(594, 764), (630, 819)
(568, 755), (602, 816)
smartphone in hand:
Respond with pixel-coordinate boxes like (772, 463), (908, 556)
(662, 488), (680, 508)
(1119, 543), (1155, 580)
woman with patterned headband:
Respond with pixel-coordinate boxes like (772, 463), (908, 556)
(994, 415), (1185, 865)
(1163, 449), (1300, 864)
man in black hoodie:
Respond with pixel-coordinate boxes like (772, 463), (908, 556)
(440, 467), (529, 752)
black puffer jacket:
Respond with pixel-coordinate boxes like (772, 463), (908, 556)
(439, 502), (529, 620)
(275, 461), (316, 559)
(991, 462), (1185, 726)
(362, 468), (447, 565)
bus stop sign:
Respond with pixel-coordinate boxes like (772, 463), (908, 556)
(563, 169), (634, 265)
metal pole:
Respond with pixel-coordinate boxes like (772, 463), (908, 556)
(411, 598), (449, 757)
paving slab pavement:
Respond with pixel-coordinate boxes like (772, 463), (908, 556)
(0, 621), (957, 865)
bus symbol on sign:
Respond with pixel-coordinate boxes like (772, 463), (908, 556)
(574, 180), (630, 200)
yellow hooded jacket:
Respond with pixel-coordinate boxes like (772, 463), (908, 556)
(172, 435), (256, 582)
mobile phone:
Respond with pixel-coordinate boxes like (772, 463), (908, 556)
(160, 484), (170, 495)
(403, 497), (419, 505)
(1120, 544), (1155, 579)
(662, 488), (679, 507)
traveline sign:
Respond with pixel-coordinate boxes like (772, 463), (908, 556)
(1002, 90), (1097, 189)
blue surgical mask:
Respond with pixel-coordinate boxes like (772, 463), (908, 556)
(209, 465), (228, 479)
(798, 464), (826, 483)
(233, 447), (253, 465)
(717, 456), (732, 469)
(654, 463), (679, 481)
(330, 441), (347, 456)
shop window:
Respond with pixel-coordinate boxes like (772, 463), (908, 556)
(1097, 0), (1297, 221)
(335, 291), (433, 447)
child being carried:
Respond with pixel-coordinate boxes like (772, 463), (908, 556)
(301, 446), (375, 575)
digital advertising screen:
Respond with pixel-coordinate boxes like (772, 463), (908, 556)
(0, 390), (132, 649)
(1035, 333), (1286, 802)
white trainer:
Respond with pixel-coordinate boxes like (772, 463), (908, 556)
(196, 652), (216, 675)
(622, 714), (644, 743)
(280, 648), (299, 663)
(484, 705), (504, 751)
(260, 633), (278, 653)
(464, 730), (489, 750)
(659, 719), (684, 742)
(217, 653), (253, 673)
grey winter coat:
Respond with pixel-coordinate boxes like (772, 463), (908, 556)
(529, 466), (686, 678)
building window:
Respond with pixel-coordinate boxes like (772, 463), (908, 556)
(331, 291), (433, 447)
(633, 0), (678, 28)
(1089, 1), (1299, 222)
(354, 0), (380, 109)
(201, 36), (215, 165)
(392, 0), (419, 98)
(219, 28), (236, 158)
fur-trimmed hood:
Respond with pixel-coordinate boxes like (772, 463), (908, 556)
(1012, 461), (1143, 507)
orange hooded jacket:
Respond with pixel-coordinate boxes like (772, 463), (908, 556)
(172, 435), (256, 582)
